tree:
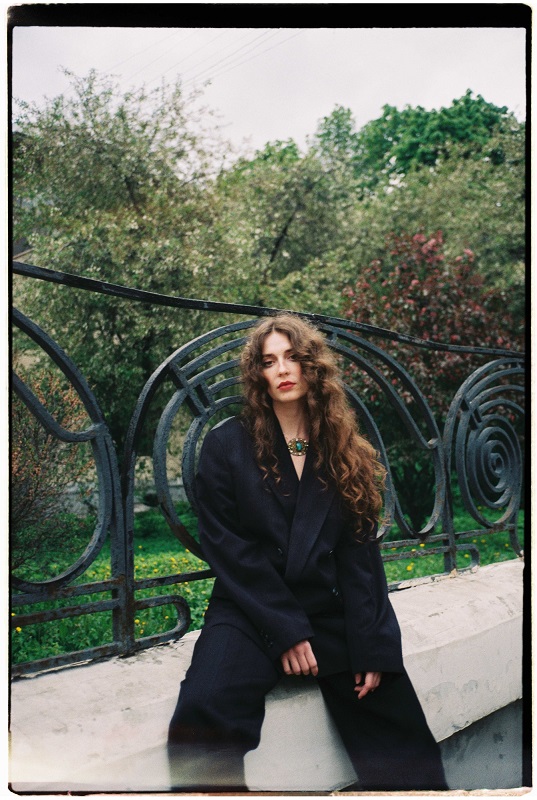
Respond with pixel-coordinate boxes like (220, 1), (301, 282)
(344, 230), (523, 408)
(351, 90), (518, 194)
(13, 74), (525, 453)
(302, 98), (525, 321)
(329, 121), (526, 319)
(216, 138), (358, 311)
(13, 70), (239, 451)
(342, 231), (523, 529)
(310, 106), (361, 186)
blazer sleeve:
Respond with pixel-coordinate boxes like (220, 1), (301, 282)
(196, 428), (315, 658)
(335, 528), (404, 675)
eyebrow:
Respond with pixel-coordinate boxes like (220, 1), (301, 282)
(261, 348), (294, 358)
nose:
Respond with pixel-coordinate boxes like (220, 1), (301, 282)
(277, 358), (289, 375)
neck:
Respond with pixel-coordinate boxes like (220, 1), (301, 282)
(272, 400), (308, 439)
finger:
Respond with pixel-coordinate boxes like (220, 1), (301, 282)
(367, 672), (381, 689)
(282, 653), (300, 676)
(301, 644), (318, 676)
(356, 674), (379, 700)
(289, 653), (302, 676)
(297, 654), (311, 675)
(357, 681), (372, 700)
(364, 674), (377, 690)
(357, 682), (375, 700)
(299, 651), (318, 676)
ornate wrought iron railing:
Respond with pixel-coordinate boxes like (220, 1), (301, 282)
(11, 261), (525, 676)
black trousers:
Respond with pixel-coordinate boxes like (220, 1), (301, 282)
(167, 623), (448, 792)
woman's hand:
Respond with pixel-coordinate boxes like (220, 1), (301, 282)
(281, 640), (319, 676)
(354, 671), (382, 699)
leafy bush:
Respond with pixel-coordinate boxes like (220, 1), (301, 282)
(11, 365), (93, 573)
(343, 231), (524, 529)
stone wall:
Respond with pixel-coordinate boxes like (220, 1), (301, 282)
(9, 559), (524, 793)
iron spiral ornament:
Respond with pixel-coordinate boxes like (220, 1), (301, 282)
(443, 358), (524, 546)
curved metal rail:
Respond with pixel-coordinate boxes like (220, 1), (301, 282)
(10, 264), (525, 675)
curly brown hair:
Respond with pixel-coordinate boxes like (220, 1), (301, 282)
(240, 314), (385, 539)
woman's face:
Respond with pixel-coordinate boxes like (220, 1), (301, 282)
(261, 331), (309, 406)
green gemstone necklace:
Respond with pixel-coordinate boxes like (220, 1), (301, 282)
(287, 437), (309, 457)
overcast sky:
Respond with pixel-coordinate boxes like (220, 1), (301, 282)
(11, 22), (527, 154)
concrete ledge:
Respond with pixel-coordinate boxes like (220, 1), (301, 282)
(9, 559), (523, 793)
(393, 559), (523, 742)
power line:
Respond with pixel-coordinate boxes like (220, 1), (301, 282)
(152, 28), (275, 87)
(105, 29), (188, 73)
(180, 29), (277, 84)
(102, 27), (306, 115)
(191, 29), (305, 86)
(175, 28), (267, 80)
(126, 28), (229, 84)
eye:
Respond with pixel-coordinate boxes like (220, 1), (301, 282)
(261, 359), (274, 369)
(288, 353), (299, 361)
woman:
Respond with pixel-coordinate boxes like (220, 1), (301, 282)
(167, 314), (447, 792)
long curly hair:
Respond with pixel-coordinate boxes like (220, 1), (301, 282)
(240, 314), (385, 540)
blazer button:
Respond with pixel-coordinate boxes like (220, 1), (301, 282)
(328, 549), (334, 557)
(276, 547), (284, 556)
(332, 587), (340, 597)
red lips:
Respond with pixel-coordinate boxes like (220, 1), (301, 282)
(278, 381), (295, 389)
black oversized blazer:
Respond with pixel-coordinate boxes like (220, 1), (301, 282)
(195, 415), (404, 677)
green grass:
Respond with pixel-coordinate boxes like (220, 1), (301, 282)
(383, 526), (524, 583)
(382, 495), (525, 581)
(11, 502), (525, 665)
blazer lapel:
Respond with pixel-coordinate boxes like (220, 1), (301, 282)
(262, 415), (337, 581)
(264, 426), (299, 516)
(284, 445), (336, 582)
